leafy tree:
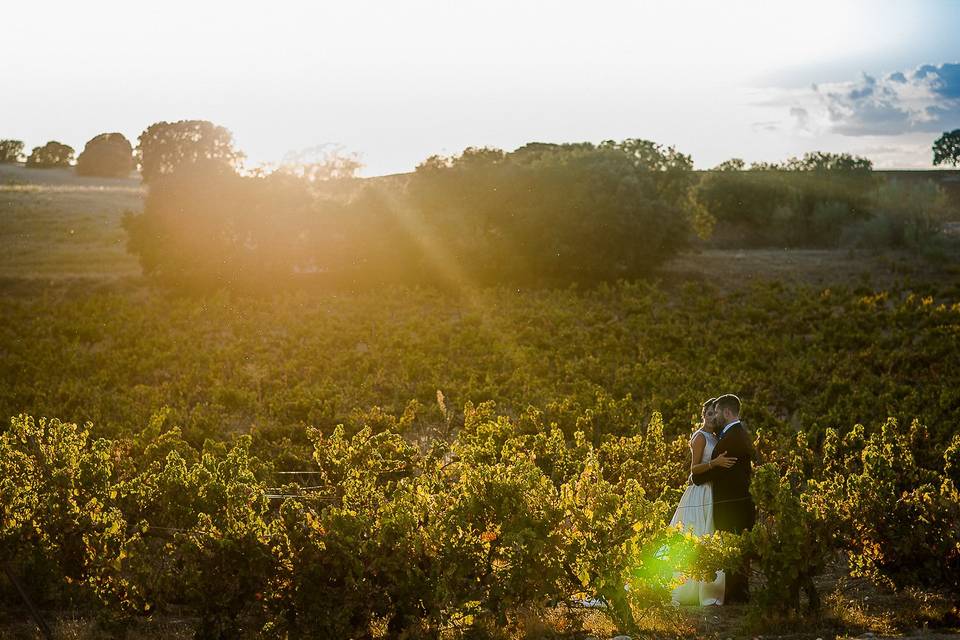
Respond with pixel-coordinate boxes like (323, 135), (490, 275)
(75, 132), (135, 177)
(25, 141), (74, 168)
(933, 129), (960, 167)
(279, 143), (363, 182)
(714, 158), (746, 171)
(136, 120), (244, 183)
(409, 139), (709, 283)
(0, 139), (24, 163)
(781, 151), (873, 173)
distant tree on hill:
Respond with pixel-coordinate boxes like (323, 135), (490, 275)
(744, 152), (873, 173)
(279, 144), (363, 182)
(136, 120), (244, 183)
(75, 133), (135, 177)
(25, 141), (75, 168)
(780, 151), (873, 173)
(713, 158), (746, 171)
(0, 140), (25, 163)
(933, 130), (960, 167)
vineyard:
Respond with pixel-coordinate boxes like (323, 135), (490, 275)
(2, 272), (960, 638)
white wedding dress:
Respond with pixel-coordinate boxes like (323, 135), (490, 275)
(667, 428), (725, 606)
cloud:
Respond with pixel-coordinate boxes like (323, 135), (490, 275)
(848, 140), (935, 169)
(789, 106), (810, 131)
(751, 120), (781, 132)
(845, 73), (877, 100)
(760, 63), (960, 137)
(914, 63), (960, 98)
(819, 63), (960, 135)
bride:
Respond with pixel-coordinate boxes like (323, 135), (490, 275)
(668, 398), (735, 606)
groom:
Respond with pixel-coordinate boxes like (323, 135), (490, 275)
(692, 393), (755, 604)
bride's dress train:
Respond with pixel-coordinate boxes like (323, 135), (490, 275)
(667, 428), (725, 606)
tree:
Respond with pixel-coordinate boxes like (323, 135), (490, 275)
(746, 152), (873, 173)
(0, 140), (24, 163)
(136, 120), (245, 183)
(122, 162), (337, 286)
(279, 144), (363, 182)
(408, 139), (709, 284)
(25, 141), (74, 168)
(933, 129), (960, 167)
(75, 133), (135, 177)
(781, 151), (873, 173)
(713, 158), (746, 171)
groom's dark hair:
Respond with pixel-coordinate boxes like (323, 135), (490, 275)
(716, 394), (741, 416)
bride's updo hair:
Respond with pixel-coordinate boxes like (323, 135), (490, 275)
(697, 398), (718, 429)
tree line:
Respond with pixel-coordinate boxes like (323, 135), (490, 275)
(2, 122), (958, 287)
(697, 152), (955, 248)
(119, 121), (956, 287)
(4, 125), (958, 175)
(0, 136), (130, 175)
(0, 121), (240, 178)
(122, 135), (719, 287)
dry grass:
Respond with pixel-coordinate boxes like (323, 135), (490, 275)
(0, 616), (195, 640)
(659, 248), (960, 291)
(0, 164), (143, 278)
(823, 580), (960, 637)
(2, 577), (957, 640)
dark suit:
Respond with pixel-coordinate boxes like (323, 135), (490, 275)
(692, 420), (755, 602)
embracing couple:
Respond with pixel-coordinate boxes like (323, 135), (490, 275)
(669, 394), (756, 606)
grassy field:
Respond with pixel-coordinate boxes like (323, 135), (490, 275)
(0, 164), (142, 278)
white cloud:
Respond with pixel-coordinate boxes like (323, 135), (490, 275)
(848, 140), (935, 168)
(761, 63), (960, 136)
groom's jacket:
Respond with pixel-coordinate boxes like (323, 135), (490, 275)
(691, 421), (756, 534)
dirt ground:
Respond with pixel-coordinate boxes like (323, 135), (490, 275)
(659, 248), (960, 291)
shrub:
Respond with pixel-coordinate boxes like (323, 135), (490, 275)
(841, 178), (953, 250)
(122, 165), (328, 287)
(696, 167), (792, 234)
(699, 152), (877, 247)
(408, 140), (710, 284)
(819, 419), (960, 590)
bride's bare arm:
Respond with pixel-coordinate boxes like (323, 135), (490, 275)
(689, 433), (707, 475)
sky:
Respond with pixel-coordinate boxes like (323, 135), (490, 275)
(4, 0), (960, 175)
